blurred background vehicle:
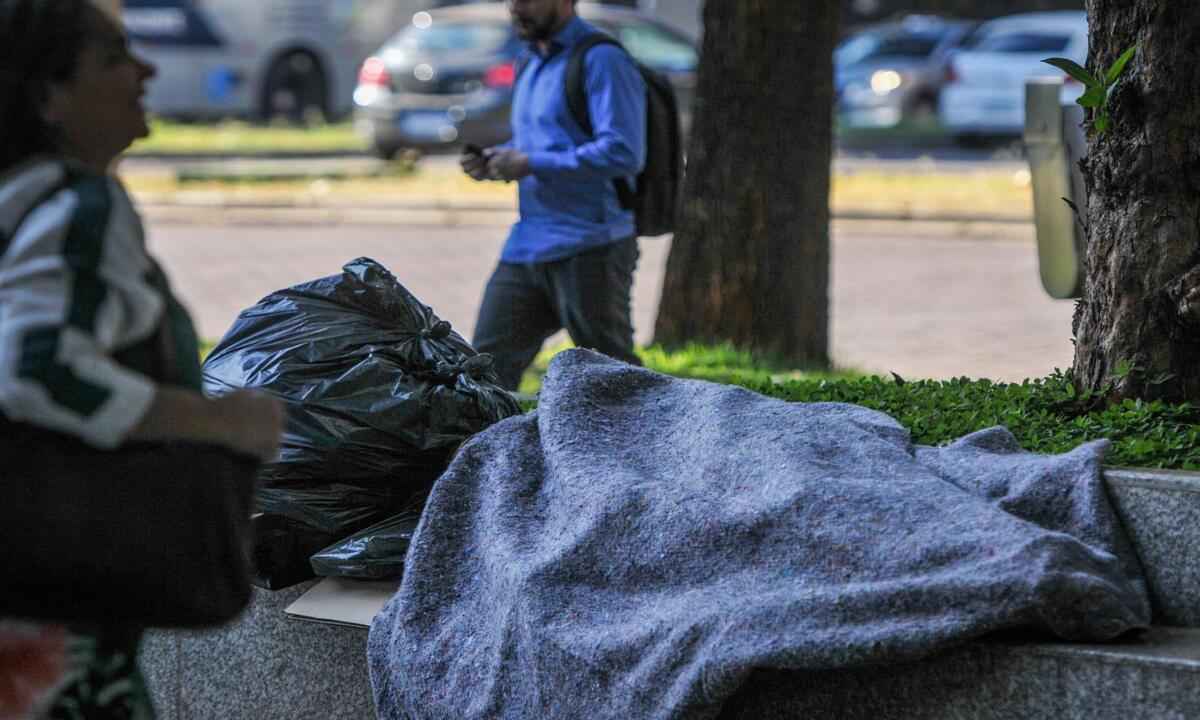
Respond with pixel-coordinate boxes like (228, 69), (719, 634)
(123, 0), (441, 123)
(835, 15), (976, 130)
(637, 0), (701, 42)
(939, 11), (1088, 144)
(352, 2), (698, 159)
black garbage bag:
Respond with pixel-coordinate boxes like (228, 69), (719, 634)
(249, 484), (425, 589)
(203, 257), (521, 589)
(310, 497), (425, 581)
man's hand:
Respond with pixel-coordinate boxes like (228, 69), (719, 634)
(460, 146), (491, 181)
(486, 150), (531, 182)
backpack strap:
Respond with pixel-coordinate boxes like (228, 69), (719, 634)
(565, 33), (637, 210)
(565, 34), (624, 138)
(513, 49), (533, 85)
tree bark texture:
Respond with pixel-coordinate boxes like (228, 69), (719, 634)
(1075, 1), (1200, 400)
(653, 0), (837, 367)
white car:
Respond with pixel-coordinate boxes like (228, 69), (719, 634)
(123, 0), (431, 122)
(939, 11), (1087, 142)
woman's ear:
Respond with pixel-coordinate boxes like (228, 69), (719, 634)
(37, 81), (70, 129)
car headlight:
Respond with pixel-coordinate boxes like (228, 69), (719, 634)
(870, 70), (904, 94)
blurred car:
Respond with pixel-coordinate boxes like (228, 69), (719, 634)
(353, 3), (698, 158)
(939, 11), (1088, 143)
(835, 15), (976, 129)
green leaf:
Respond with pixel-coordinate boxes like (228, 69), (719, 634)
(1043, 57), (1097, 86)
(1094, 113), (1111, 133)
(1076, 84), (1107, 109)
(1105, 44), (1138, 86)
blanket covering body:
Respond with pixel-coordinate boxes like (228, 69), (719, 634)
(368, 350), (1151, 719)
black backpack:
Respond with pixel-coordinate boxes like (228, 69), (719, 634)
(566, 34), (683, 237)
(516, 35), (683, 237)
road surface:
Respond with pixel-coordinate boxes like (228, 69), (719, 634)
(146, 218), (1074, 382)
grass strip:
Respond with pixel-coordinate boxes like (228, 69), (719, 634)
(198, 338), (1200, 471)
(129, 119), (366, 156)
(523, 345), (1200, 471)
(124, 165), (1034, 219)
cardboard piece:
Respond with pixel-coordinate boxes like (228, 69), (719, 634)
(285, 577), (400, 629)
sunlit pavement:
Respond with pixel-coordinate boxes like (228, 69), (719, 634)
(147, 217), (1073, 383)
(121, 149), (1029, 179)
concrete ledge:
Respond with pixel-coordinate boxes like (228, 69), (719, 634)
(143, 582), (374, 720)
(722, 627), (1200, 719)
(138, 467), (1200, 718)
(144, 602), (1200, 720)
(1105, 468), (1200, 627)
(1106, 467), (1200, 495)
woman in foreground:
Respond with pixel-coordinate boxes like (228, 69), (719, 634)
(0, 0), (284, 716)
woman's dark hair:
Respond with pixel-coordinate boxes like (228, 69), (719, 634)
(0, 0), (92, 173)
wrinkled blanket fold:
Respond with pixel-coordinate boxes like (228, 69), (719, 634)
(369, 349), (1150, 720)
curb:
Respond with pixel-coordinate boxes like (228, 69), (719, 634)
(133, 194), (514, 212)
(126, 150), (371, 162)
(130, 193), (1031, 227)
(134, 197), (1034, 235)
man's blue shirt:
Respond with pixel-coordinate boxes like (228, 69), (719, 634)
(500, 16), (647, 264)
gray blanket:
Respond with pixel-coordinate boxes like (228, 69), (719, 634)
(368, 350), (1150, 720)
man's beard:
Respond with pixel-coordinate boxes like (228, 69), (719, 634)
(514, 6), (563, 42)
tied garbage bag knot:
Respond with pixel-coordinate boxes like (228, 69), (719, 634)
(435, 354), (496, 382)
(421, 320), (452, 341)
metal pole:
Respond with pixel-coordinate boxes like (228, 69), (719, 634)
(1024, 77), (1085, 300)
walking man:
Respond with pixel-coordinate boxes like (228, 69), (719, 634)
(462, 0), (647, 391)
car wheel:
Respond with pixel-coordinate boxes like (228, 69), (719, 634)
(261, 51), (328, 125)
(371, 141), (401, 160)
(907, 95), (939, 128)
(952, 132), (988, 148)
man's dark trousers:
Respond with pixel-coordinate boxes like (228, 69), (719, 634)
(473, 237), (642, 390)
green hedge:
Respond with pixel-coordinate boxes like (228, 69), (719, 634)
(748, 372), (1200, 471)
(527, 345), (1200, 471)
(199, 339), (1200, 471)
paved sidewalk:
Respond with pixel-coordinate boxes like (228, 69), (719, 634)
(146, 218), (1073, 383)
(121, 153), (1029, 178)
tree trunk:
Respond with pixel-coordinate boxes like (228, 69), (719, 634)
(653, 1), (837, 368)
(1074, 2), (1200, 400)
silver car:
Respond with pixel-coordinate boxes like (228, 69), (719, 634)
(939, 11), (1088, 143)
(353, 2), (698, 159)
(836, 15), (976, 129)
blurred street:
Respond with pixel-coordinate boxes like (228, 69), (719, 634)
(147, 216), (1075, 382)
(119, 144), (1031, 180)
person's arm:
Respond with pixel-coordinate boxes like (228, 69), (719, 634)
(0, 183), (283, 459)
(0, 186), (157, 448)
(129, 386), (283, 461)
(525, 44), (647, 182)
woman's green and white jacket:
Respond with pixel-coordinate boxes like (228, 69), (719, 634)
(0, 159), (170, 449)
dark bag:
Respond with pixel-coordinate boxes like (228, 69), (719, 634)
(309, 496), (425, 581)
(0, 426), (258, 628)
(248, 483), (430, 589)
(565, 34), (685, 237)
(202, 257), (521, 590)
